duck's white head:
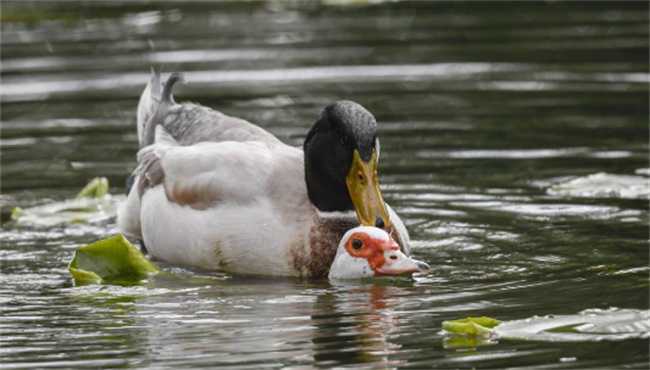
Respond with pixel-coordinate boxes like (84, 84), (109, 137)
(328, 226), (430, 280)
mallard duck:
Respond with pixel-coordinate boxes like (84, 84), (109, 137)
(118, 71), (425, 278)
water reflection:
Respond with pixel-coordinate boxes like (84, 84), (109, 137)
(312, 283), (408, 367)
(1, 0), (648, 368)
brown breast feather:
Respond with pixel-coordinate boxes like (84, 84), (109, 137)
(299, 215), (358, 279)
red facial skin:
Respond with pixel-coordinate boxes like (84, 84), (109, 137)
(344, 232), (400, 274)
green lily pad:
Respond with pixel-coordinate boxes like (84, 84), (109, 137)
(68, 234), (159, 286)
(10, 207), (23, 220)
(11, 196), (122, 227)
(442, 316), (501, 337)
(442, 333), (496, 349)
(442, 309), (649, 348)
(76, 177), (109, 199)
(11, 177), (122, 228)
(452, 316), (501, 328)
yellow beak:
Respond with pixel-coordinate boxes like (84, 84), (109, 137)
(345, 150), (392, 231)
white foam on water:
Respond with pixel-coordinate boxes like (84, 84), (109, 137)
(635, 168), (650, 176)
(547, 172), (649, 200)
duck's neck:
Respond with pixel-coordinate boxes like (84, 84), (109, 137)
(302, 213), (358, 278)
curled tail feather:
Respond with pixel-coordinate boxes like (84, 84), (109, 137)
(162, 72), (183, 104)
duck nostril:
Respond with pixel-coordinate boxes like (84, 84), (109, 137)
(389, 255), (398, 260)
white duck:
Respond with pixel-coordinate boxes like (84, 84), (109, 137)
(329, 226), (429, 279)
(118, 71), (426, 278)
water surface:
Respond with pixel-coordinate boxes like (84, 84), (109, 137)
(1, 1), (649, 369)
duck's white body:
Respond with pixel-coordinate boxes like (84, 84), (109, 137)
(118, 72), (410, 278)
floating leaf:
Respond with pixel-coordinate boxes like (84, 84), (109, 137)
(10, 207), (23, 221)
(442, 333), (496, 349)
(442, 309), (650, 348)
(68, 234), (159, 286)
(454, 316), (501, 328)
(11, 196), (122, 227)
(76, 177), (110, 199)
(493, 309), (650, 342)
(442, 316), (500, 337)
(69, 267), (103, 285)
(10, 177), (122, 227)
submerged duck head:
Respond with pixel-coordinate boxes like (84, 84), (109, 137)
(329, 226), (430, 280)
(304, 101), (391, 230)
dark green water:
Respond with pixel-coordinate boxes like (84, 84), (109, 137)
(1, 1), (649, 369)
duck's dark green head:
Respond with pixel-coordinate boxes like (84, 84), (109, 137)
(303, 100), (391, 231)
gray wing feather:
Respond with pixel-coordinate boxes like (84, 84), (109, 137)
(137, 69), (280, 147)
(162, 103), (281, 146)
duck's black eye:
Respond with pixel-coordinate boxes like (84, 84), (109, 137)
(351, 239), (363, 250)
